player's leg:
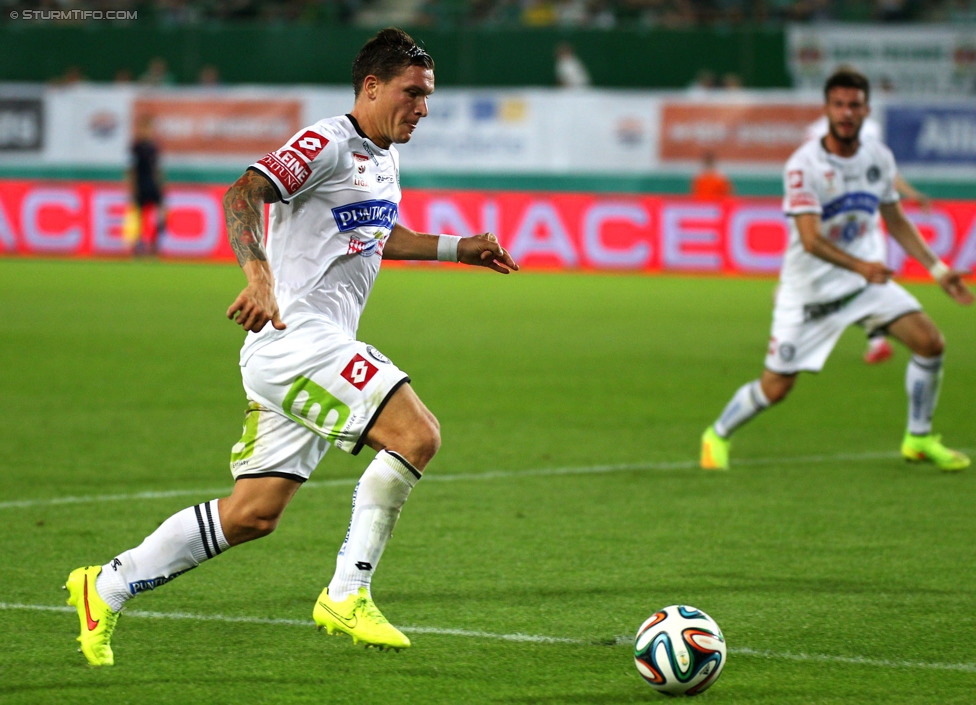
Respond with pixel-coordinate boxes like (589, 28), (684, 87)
(887, 311), (969, 470)
(315, 384), (438, 650)
(702, 298), (848, 469)
(66, 397), (322, 666)
(863, 329), (894, 364)
(701, 370), (795, 470)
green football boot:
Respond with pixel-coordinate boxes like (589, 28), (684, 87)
(901, 432), (970, 472)
(313, 587), (411, 651)
(64, 566), (121, 666)
(700, 426), (730, 470)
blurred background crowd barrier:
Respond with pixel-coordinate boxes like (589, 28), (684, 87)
(1, 4), (974, 269)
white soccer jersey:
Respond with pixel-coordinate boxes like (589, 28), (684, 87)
(245, 115), (401, 352)
(778, 138), (899, 308)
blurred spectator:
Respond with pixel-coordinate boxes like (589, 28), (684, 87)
(556, 0), (589, 25)
(50, 66), (88, 86)
(691, 151), (733, 199)
(197, 64), (222, 86)
(140, 57), (175, 86)
(687, 68), (717, 96)
(523, 0), (559, 25)
(721, 72), (743, 90)
(875, 0), (911, 21)
(555, 42), (592, 88)
(114, 68), (134, 83)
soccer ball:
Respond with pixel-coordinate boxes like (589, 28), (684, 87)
(633, 605), (726, 696)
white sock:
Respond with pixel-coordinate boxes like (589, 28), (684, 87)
(328, 450), (420, 601)
(95, 499), (229, 611)
(906, 354), (943, 435)
(713, 379), (770, 438)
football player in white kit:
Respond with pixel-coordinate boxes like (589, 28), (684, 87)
(807, 106), (931, 364)
(65, 28), (518, 666)
(700, 68), (972, 472)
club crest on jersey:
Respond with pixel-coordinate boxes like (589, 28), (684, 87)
(332, 199), (398, 232)
(353, 153), (370, 189)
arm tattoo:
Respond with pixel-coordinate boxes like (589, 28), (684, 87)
(223, 170), (280, 268)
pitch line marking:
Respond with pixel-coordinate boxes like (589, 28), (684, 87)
(4, 602), (976, 673)
(0, 450), (925, 511)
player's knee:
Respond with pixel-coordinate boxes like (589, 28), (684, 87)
(916, 332), (945, 358)
(762, 376), (795, 405)
(394, 414), (441, 471)
(222, 508), (282, 545)
(413, 414), (442, 467)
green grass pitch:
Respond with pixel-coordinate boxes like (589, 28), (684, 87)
(1, 258), (975, 704)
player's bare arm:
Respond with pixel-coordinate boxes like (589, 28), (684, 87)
(383, 223), (519, 274)
(222, 169), (287, 331)
(880, 202), (974, 305)
(793, 212), (891, 283)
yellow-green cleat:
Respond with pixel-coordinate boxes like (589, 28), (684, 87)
(64, 566), (120, 666)
(313, 587), (411, 651)
(700, 426), (730, 470)
(901, 432), (970, 472)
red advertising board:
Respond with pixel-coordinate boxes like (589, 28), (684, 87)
(133, 98), (302, 156)
(2, 179), (974, 280)
(660, 103), (822, 164)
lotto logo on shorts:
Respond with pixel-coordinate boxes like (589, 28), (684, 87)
(341, 354), (378, 390)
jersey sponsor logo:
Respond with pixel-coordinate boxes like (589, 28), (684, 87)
(347, 236), (382, 257)
(129, 568), (193, 596)
(341, 353), (378, 390)
(788, 170), (804, 189)
(332, 199), (398, 232)
(258, 148), (311, 195)
(821, 191), (879, 220)
(788, 193), (818, 209)
(290, 130), (328, 161)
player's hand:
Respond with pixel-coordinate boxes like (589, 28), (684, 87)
(857, 260), (893, 284)
(939, 269), (974, 305)
(226, 283), (287, 332)
(457, 232), (519, 274)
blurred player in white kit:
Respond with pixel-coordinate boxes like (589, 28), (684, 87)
(701, 68), (972, 472)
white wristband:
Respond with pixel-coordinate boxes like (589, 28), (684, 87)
(929, 260), (950, 281)
(436, 234), (461, 262)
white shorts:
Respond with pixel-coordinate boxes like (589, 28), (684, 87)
(229, 320), (410, 482)
(765, 281), (921, 374)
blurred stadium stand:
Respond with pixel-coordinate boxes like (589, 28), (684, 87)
(2, 0), (971, 27)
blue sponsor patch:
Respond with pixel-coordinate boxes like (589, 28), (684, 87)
(821, 192), (879, 220)
(332, 199), (398, 232)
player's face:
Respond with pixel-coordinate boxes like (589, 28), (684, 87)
(824, 86), (869, 146)
(371, 65), (434, 147)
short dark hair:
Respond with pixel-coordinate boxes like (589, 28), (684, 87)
(823, 68), (870, 104)
(352, 28), (434, 97)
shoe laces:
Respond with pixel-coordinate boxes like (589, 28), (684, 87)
(355, 595), (389, 625)
(103, 608), (121, 635)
